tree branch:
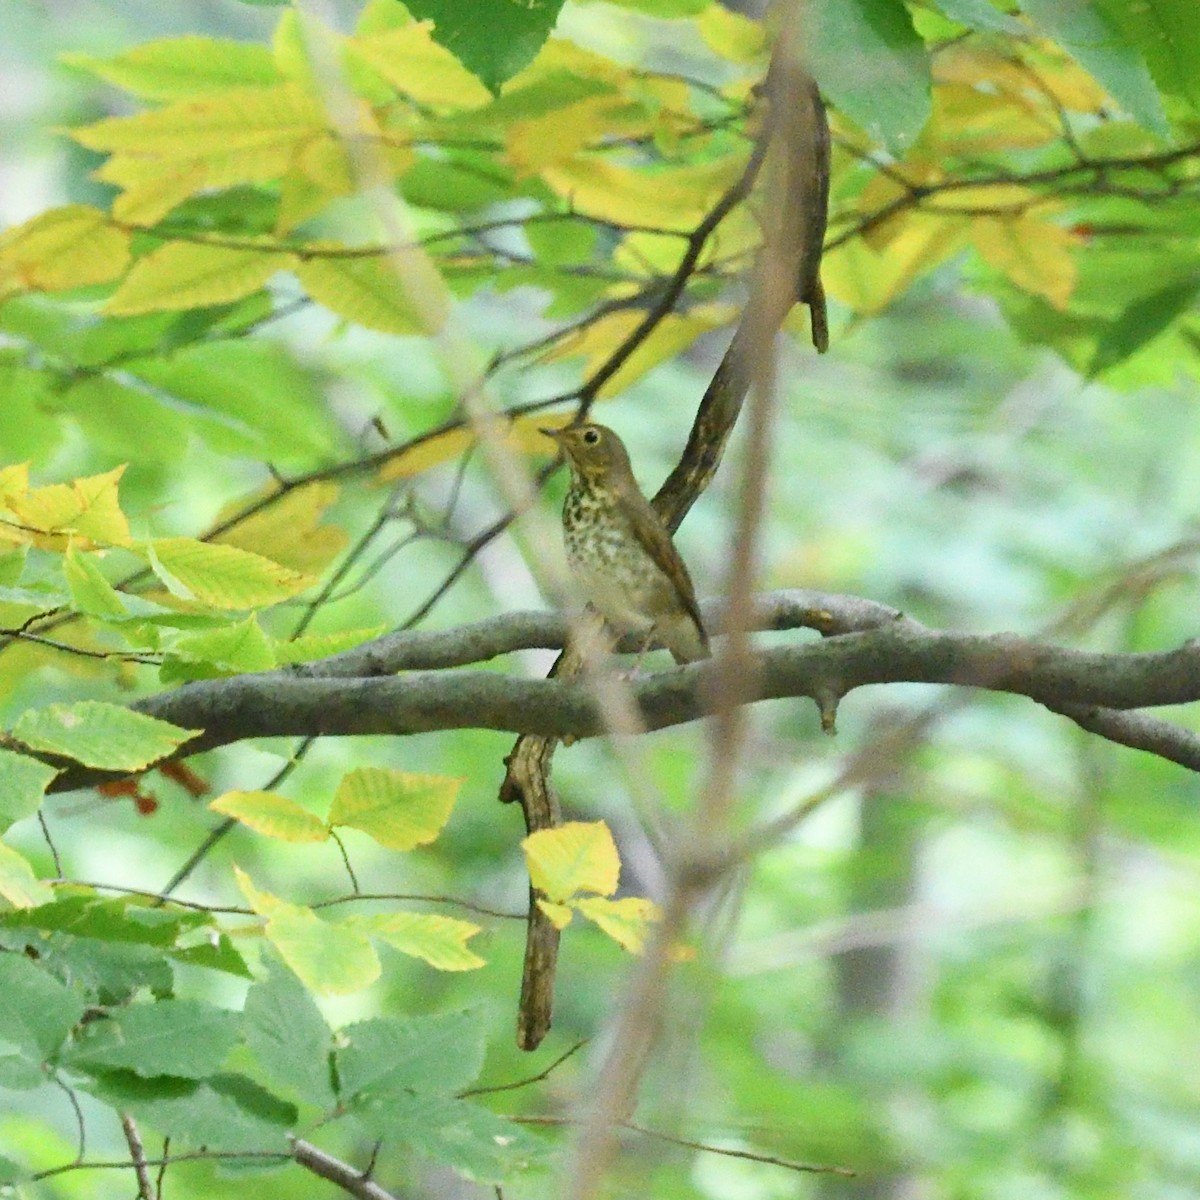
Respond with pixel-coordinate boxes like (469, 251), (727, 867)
(42, 590), (1200, 793)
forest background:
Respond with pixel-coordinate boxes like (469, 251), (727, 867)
(2, 1), (1200, 1198)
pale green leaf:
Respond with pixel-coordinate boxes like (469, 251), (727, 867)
(0, 750), (60, 830)
(143, 536), (315, 609)
(329, 768), (462, 850)
(346, 911), (485, 971)
(235, 867), (380, 995)
(106, 243), (292, 316)
(209, 791), (329, 843)
(13, 702), (198, 771)
(572, 895), (660, 953)
(0, 842), (53, 909)
(295, 255), (448, 335)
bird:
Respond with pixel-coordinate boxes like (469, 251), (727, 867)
(541, 422), (711, 666)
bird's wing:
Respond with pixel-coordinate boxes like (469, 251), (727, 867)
(624, 496), (709, 647)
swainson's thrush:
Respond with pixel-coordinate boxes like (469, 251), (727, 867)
(542, 422), (710, 665)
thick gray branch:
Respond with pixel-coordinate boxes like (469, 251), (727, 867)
(41, 591), (1200, 791)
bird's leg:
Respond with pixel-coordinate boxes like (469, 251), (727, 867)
(618, 623), (659, 680)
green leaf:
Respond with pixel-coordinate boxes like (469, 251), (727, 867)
(352, 1092), (542, 1183)
(272, 625), (386, 665)
(65, 36), (281, 100)
(1021, 0), (1169, 135)
(143, 536), (315, 609)
(345, 911), (485, 971)
(338, 1009), (485, 1099)
(0, 749), (59, 830)
(209, 790), (329, 843)
(167, 933), (252, 978)
(1096, 0), (1200, 113)
(0, 953), (85, 1064)
(65, 998), (241, 1078)
(1089, 279), (1200, 376)
(328, 768), (462, 850)
(79, 1069), (295, 1151)
(0, 842), (54, 909)
(162, 615), (278, 681)
(930, 0), (1024, 33)
(13, 701), (199, 771)
(809, 0), (931, 152)
(402, 0), (568, 94)
(62, 542), (129, 620)
(243, 957), (335, 1105)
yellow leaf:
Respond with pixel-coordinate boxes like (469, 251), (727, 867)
(540, 156), (745, 234)
(696, 5), (767, 64)
(295, 253), (448, 335)
(378, 427), (474, 483)
(4, 466), (131, 549)
(348, 24), (493, 109)
(234, 866), (380, 995)
(972, 214), (1079, 309)
(209, 790), (330, 843)
(852, 159), (944, 251)
(542, 304), (737, 398)
(822, 214), (972, 314)
(215, 481), (348, 575)
(142, 537), (315, 609)
(106, 242), (294, 315)
(523, 820), (620, 904)
(0, 465), (30, 504)
(573, 895), (661, 953)
(346, 911), (485, 971)
(927, 82), (1059, 154)
(377, 414), (562, 485)
(536, 899), (574, 929)
(328, 768), (462, 851)
(71, 82), (325, 158)
(507, 95), (658, 175)
(924, 181), (1041, 213)
(0, 205), (130, 292)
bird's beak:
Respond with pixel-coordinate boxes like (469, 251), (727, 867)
(540, 426), (565, 445)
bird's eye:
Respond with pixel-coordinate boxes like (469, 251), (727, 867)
(582, 428), (600, 445)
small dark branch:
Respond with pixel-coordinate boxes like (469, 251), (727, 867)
(330, 829), (361, 893)
(39, 810), (63, 877)
(290, 1137), (401, 1200)
(461, 1038), (588, 1098)
(119, 1113), (154, 1200)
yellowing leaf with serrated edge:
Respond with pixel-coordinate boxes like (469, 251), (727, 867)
(543, 305), (737, 399)
(4, 466), (131, 549)
(234, 866), (379, 995)
(972, 214), (1078, 310)
(328, 768), (461, 851)
(295, 254), (448, 335)
(822, 214), (972, 315)
(0, 842), (53, 909)
(214, 481), (347, 575)
(106, 243), (294, 315)
(540, 156), (743, 234)
(143, 537), (315, 609)
(0, 205), (130, 293)
(210, 791), (329, 843)
(523, 821), (620, 904)
(71, 83), (324, 158)
(573, 896), (660, 954)
(348, 24), (493, 109)
(345, 912), (485, 971)
(378, 428), (474, 483)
